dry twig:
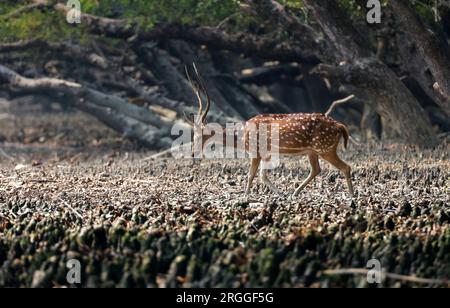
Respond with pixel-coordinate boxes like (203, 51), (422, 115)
(325, 95), (356, 117)
(323, 268), (449, 286)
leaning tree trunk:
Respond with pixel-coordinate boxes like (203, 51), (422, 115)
(390, 0), (450, 116)
(300, 0), (437, 146)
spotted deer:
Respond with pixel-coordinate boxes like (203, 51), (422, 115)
(185, 64), (354, 198)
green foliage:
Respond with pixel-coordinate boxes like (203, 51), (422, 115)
(0, 0), (443, 44)
(338, 0), (391, 18)
(80, 0), (242, 28)
(0, 3), (90, 43)
(411, 0), (438, 25)
(278, 0), (304, 9)
(0, 0), (243, 43)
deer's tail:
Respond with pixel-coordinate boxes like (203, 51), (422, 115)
(338, 123), (349, 149)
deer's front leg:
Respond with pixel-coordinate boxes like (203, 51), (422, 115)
(245, 158), (261, 195)
(260, 160), (284, 196)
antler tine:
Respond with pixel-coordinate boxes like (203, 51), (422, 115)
(193, 62), (211, 124)
(182, 110), (195, 126)
(185, 65), (203, 124)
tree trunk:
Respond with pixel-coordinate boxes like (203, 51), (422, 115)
(302, 0), (437, 146)
(390, 0), (450, 116)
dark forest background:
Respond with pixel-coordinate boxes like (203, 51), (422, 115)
(1, 0), (449, 150)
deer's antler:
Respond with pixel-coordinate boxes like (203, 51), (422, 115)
(185, 63), (211, 125)
(193, 63), (211, 125)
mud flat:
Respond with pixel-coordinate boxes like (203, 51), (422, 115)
(0, 143), (449, 287)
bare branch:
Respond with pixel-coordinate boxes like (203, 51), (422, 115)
(138, 23), (320, 64)
(0, 64), (171, 148)
(239, 63), (302, 85)
(0, 39), (110, 69)
(0, 147), (14, 161)
(325, 94), (355, 116)
(143, 141), (193, 161)
(323, 268), (449, 286)
(58, 198), (83, 220)
(0, 64), (81, 90)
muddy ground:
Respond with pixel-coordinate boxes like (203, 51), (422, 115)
(0, 97), (449, 288)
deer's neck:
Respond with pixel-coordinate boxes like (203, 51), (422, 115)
(202, 127), (241, 151)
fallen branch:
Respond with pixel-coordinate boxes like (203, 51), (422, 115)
(0, 39), (111, 69)
(142, 142), (193, 161)
(239, 63), (302, 85)
(325, 94), (355, 116)
(138, 23), (319, 64)
(0, 64), (171, 148)
(323, 268), (449, 286)
(58, 198), (83, 220)
(0, 147), (14, 161)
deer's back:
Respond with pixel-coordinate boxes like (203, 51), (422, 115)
(244, 113), (344, 155)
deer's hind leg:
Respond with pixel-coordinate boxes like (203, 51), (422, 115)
(245, 158), (261, 195)
(321, 150), (354, 197)
(292, 153), (321, 198)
